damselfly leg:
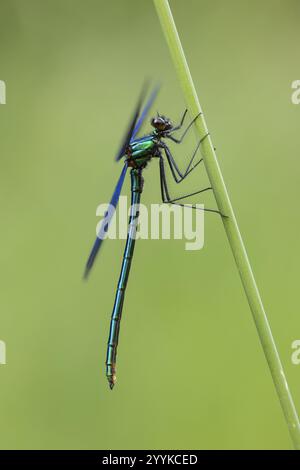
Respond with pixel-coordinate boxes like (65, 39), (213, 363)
(167, 112), (202, 143)
(159, 133), (226, 216)
(159, 156), (223, 215)
(160, 133), (208, 183)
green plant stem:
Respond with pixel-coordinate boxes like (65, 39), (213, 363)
(153, 0), (300, 449)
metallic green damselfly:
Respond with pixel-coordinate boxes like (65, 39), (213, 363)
(84, 85), (222, 389)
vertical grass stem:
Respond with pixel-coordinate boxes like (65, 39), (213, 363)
(153, 0), (300, 449)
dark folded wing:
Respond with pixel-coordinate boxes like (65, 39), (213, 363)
(84, 164), (128, 279)
(115, 84), (148, 161)
(131, 84), (160, 141)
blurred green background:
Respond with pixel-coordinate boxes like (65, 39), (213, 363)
(0, 0), (299, 450)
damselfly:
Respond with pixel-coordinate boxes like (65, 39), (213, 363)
(84, 85), (223, 389)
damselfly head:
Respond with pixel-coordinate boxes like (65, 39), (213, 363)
(151, 114), (173, 132)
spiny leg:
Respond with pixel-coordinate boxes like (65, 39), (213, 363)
(159, 156), (225, 216)
(160, 133), (209, 184)
(170, 109), (188, 132)
(164, 140), (202, 183)
(167, 112), (202, 142)
(167, 187), (212, 204)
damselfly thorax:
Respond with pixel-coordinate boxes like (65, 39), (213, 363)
(126, 135), (158, 169)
